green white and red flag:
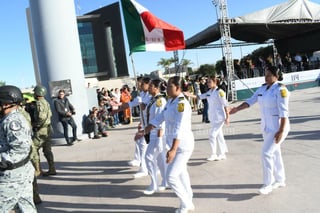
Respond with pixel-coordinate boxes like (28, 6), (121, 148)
(120, 0), (185, 53)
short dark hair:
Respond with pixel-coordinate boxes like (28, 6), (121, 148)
(58, 89), (65, 94)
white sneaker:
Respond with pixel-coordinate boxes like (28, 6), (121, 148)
(143, 188), (155, 195)
(187, 202), (195, 211)
(175, 204), (195, 213)
(157, 185), (167, 191)
(133, 171), (148, 178)
(272, 181), (286, 189)
(175, 208), (188, 213)
(218, 154), (227, 160)
(128, 160), (140, 167)
(207, 154), (219, 161)
(259, 185), (273, 195)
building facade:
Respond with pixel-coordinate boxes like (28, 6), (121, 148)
(77, 2), (129, 81)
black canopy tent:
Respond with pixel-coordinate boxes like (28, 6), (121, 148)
(185, 0), (320, 54)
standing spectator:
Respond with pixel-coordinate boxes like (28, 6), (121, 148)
(302, 54), (309, 71)
(96, 88), (103, 103)
(257, 56), (266, 76)
(193, 77), (202, 114)
(54, 89), (81, 145)
(120, 85), (132, 124)
(143, 76), (195, 213)
(111, 88), (121, 126)
(283, 52), (292, 73)
(234, 59), (244, 79)
(131, 86), (140, 117)
(275, 54), (283, 72)
(0, 85), (36, 212)
(230, 66), (290, 195)
(294, 52), (302, 71)
(185, 75), (229, 161)
(221, 56), (227, 79)
(200, 77), (209, 123)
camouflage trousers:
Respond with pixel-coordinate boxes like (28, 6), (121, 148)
(30, 127), (54, 165)
(0, 162), (36, 213)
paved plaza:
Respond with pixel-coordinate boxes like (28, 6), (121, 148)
(36, 87), (320, 213)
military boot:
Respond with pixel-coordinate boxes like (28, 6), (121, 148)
(33, 192), (42, 205)
(42, 162), (57, 176)
(33, 177), (42, 205)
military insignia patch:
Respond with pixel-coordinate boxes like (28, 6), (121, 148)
(177, 103), (184, 112)
(280, 89), (287, 98)
(219, 89), (225, 97)
(156, 98), (162, 107)
(9, 120), (22, 131)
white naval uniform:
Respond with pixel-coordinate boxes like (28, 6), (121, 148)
(145, 94), (167, 191)
(129, 91), (151, 173)
(246, 81), (290, 186)
(199, 87), (228, 156)
(150, 93), (194, 209)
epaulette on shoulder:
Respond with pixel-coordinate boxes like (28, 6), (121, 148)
(278, 83), (285, 87)
(178, 96), (185, 101)
(262, 83), (267, 86)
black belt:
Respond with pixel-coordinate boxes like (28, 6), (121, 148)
(6, 157), (30, 170)
(5, 148), (32, 171)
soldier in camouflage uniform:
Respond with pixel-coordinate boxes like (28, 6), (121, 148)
(19, 100), (43, 205)
(0, 85), (36, 212)
(31, 85), (56, 177)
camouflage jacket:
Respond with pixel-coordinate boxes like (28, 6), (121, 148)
(33, 98), (52, 129)
(0, 109), (32, 165)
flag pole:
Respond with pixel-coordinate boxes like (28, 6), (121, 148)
(130, 54), (138, 88)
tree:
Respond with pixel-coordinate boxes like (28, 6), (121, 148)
(157, 57), (175, 74)
(0, 81), (5, 86)
(196, 64), (216, 77)
(181, 59), (193, 67)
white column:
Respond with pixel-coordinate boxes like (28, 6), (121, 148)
(28, 0), (89, 141)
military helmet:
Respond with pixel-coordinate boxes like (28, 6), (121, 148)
(0, 85), (24, 105)
(33, 85), (47, 96)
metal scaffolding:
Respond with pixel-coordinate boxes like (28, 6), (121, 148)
(213, 0), (237, 102)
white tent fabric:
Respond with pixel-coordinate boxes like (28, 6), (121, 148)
(185, 0), (320, 53)
(234, 0), (320, 23)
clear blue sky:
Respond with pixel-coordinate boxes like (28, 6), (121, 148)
(1, 0), (317, 88)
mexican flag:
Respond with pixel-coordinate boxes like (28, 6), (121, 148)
(120, 0), (185, 53)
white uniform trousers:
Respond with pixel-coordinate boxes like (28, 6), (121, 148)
(209, 121), (228, 156)
(145, 136), (167, 190)
(261, 130), (288, 186)
(133, 137), (148, 173)
(167, 150), (193, 209)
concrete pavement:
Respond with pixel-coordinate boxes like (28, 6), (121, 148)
(36, 86), (320, 213)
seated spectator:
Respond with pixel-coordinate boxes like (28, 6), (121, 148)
(85, 107), (109, 139)
(97, 101), (114, 129)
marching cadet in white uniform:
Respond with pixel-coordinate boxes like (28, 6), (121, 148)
(185, 75), (229, 161)
(124, 77), (152, 178)
(143, 79), (167, 195)
(144, 76), (195, 213)
(230, 66), (290, 195)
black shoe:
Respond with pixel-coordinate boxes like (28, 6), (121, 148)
(93, 135), (101, 139)
(66, 139), (74, 146)
(73, 138), (82, 142)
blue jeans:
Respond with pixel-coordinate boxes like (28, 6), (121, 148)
(60, 117), (77, 141)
